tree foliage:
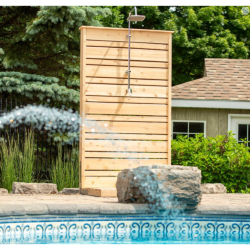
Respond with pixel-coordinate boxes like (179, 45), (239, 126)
(165, 6), (250, 84)
(1, 6), (250, 106)
(0, 72), (79, 108)
(0, 6), (110, 108)
(0, 6), (110, 81)
(101, 6), (250, 85)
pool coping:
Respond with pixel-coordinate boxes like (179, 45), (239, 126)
(1, 203), (250, 217)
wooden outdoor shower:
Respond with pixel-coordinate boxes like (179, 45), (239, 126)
(79, 26), (173, 196)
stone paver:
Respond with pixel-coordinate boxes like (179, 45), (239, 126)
(0, 193), (250, 215)
(0, 194), (117, 204)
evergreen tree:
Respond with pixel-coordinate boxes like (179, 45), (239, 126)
(0, 72), (79, 108)
(1, 5), (250, 102)
(0, 6), (110, 107)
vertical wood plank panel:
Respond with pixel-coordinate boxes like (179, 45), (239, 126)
(186, 108), (197, 120)
(218, 109), (229, 135)
(206, 109), (219, 137)
(195, 108), (208, 137)
(172, 108), (187, 120)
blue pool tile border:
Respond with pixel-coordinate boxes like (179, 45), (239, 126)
(1, 214), (250, 224)
(1, 214), (250, 244)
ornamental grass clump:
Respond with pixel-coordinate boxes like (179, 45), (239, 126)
(51, 143), (79, 191)
(171, 132), (250, 193)
(0, 129), (35, 191)
(20, 130), (35, 183)
(0, 137), (18, 191)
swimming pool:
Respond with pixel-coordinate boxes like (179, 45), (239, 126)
(0, 214), (250, 244)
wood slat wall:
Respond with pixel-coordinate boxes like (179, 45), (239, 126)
(79, 26), (173, 189)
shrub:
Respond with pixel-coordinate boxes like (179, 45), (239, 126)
(171, 132), (250, 193)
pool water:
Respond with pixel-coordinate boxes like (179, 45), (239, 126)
(1, 215), (250, 244)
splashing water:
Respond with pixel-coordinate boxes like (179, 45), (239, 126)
(0, 104), (187, 217)
(0, 105), (78, 129)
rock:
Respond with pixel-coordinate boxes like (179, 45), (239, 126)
(12, 182), (58, 194)
(59, 188), (79, 195)
(116, 165), (202, 211)
(0, 188), (8, 195)
(201, 183), (227, 194)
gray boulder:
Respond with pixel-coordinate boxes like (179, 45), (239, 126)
(116, 165), (202, 211)
(12, 182), (58, 194)
(59, 188), (79, 195)
(201, 183), (227, 194)
(0, 188), (8, 195)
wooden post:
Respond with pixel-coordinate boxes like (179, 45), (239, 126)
(168, 33), (172, 165)
(79, 27), (87, 191)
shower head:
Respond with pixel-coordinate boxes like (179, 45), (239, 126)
(127, 15), (145, 22)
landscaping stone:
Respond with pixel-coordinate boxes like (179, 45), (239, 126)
(116, 165), (202, 211)
(201, 183), (227, 194)
(0, 188), (8, 195)
(12, 182), (58, 195)
(59, 188), (79, 195)
(47, 204), (78, 214)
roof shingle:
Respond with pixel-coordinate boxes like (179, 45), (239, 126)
(172, 58), (250, 101)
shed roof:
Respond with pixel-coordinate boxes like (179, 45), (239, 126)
(172, 58), (250, 101)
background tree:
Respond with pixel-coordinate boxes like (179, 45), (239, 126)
(101, 6), (250, 85)
(0, 6), (110, 107)
(164, 6), (250, 84)
(1, 6), (250, 107)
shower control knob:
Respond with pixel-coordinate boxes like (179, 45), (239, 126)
(127, 88), (133, 96)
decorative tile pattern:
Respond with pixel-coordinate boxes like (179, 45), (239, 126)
(1, 215), (250, 244)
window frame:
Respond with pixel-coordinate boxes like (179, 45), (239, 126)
(228, 114), (250, 142)
(171, 120), (207, 139)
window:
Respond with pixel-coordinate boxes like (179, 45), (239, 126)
(238, 124), (250, 146)
(228, 115), (250, 147)
(172, 121), (205, 139)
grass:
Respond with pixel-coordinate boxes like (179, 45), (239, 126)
(0, 129), (35, 191)
(51, 143), (79, 191)
(0, 136), (18, 191)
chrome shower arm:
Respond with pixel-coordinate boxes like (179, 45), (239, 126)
(129, 6), (137, 16)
